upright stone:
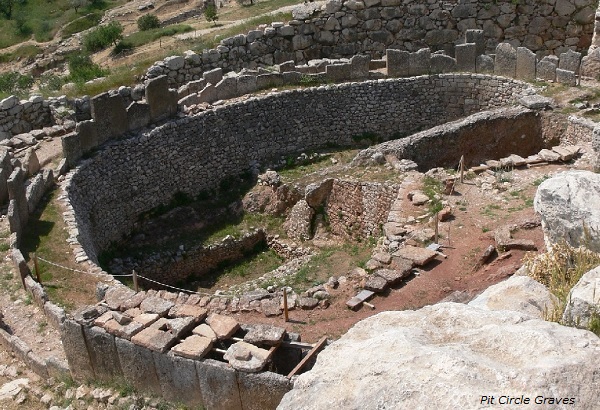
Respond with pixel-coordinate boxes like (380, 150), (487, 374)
(196, 359), (243, 410)
(237, 75), (258, 95)
(429, 54), (457, 74)
(516, 47), (536, 81)
(494, 43), (517, 78)
(465, 29), (485, 56)
(115, 338), (161, 395)
(455, 43), (477, 72)
(83, 326), (122, 381)
(215, 77), (239, 100)
(153, 352), (204, 407)
(90, 92), (128, 144)
(7, 168), (27, 227)
(60, 319), (95, 381)
(203, 68), (223, 85)
(146, 75), (178, 122)
(559, 49), (582, 74)
(556, 69), (577, 86)
(409, 48), (431, 76)
(76, 120), (98, 154)
(386, 49), (409, 77)
(61, 132), (82, 169)
(537, 56), (558, 81)
(237, 371), (292, 410)
(476, 55), (494, 73)
(350, 54), (370, 80)
(325, 63), (352, 81)
(126, 102), (151, 131)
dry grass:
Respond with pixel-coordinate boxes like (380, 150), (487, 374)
(524, 242), (600, 330)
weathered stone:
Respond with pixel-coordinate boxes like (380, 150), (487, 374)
(350, 54), (370, 80)
(104, 286), (136, 310)
(168, 304), (207, 320)
(305, 178), (333, 208)
(372, 252), (392, 264)
(518, 95), (552, 110)
(243, 324), (286, 346)
(153, 352), (203, 406)
(126, 102), (151, 131)
(364, 275), (388, 293)
(115, 338), (161, 395)
(494, 42), (517, 78)
(278, 303), (600, 409)
(346, 289), (375, 310)
(299, 297), (319, 309)
(203, 68), (223, 84)
(538, 148), (562, 162)
(197, 359), (243, 410)
(468, 275), (557, 319)
(237, 371), (292, 410)
(140, 296), (175, 316)
(563, 266), (600, 327)
(171, 335), (213, 360)
(534, 171), (600, 252)
(386, 49), (409, 77)
(326, 63), (352, 82)
(393, 246), (437, 266)
(429, 54), (456, 74)
(455, 43), (476, 72)
(131, 327), (177, 353)
(90, 92), (128, 144)
(60, 319), (94, 381)
(516, 47), (536, 81)
(537, 56), (557, 81)
(465, 29), (485, 56)
(283, 199), (314, 240)
(224, 341), (270, 372)
(559, 49), (582, 74)
(206, 313), (240, 339)
(132, 312), (159, 326)
(215, 77), (238, 101)
(192, 323), (218, 342)
(261, 299), (282, 317)
(375, 268), (409, 285)
(146, 76), (178, 122)
(556, 68), (577, 86)
(83, 326), (122, 381)
(409, 48), (430, 76)
(476, 54), (494, 73)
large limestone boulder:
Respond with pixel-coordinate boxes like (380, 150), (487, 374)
(278, 303), (600, 410)
(563, 265), (600, 328)
(534, 171), (600, 252)
(468, 275), (558, 319)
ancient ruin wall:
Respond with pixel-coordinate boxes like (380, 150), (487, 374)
(64, 74), (530, 262)
(147, 0), (599, 86)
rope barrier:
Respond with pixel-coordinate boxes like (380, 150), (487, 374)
(36, 255), (237, 298)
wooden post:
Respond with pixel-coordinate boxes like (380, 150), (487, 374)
(459, 155), (465, 183)
(133, 270), (139, 292)
(33, 253), (41, 284)
(283, 288), (289, 322)
(434, 213), (439, 243)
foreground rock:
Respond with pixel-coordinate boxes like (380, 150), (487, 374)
(534, 171), (600, 253)
(278, 303), (600, 410)
(468, 275), (557, 319)
(563, 266), (600, 328)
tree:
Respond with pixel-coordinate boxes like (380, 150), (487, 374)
(203, 4), (218, 26)
(70, 0), (89, 13)
(83, 20), (123, 52)
(0, 0), (20, 19)
(137, 14), (160, 31)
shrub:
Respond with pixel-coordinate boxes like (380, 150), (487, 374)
(204, 4), (218, 26)
(68, 54), (107, 83)
(83, 21), (123, 52)
(137, 14), (160, 31)
(0, 71), (34, 96)
(113, 40), (133, 55)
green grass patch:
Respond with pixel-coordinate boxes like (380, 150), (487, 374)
(61, 12), (103, 37)
(118, 24), (193, 50)
(422, 176), (443, 214)
(0, 44), (41, 63)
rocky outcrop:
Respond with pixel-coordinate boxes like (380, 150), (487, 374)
(563, 265), (600, 327)
(468, 275), (557, 319)
(278, 303), (600, 410)
(534, 171), (600, 252)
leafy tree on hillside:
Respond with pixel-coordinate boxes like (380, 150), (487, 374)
(204, 4), (218, 26)
(0, 0), (25, 19)
(83, 21), (123, 52)
(137, 14), (160, 31)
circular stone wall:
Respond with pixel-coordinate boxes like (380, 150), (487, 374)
(65, 74), (532, 262)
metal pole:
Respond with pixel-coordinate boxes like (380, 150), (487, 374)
(283, 288), (289, 322)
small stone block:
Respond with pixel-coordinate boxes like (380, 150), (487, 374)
(133, 313), (159, 326)
(243, 324), (285, 346)
(168, 304), (208, 320)
(393, 246), (437, 266)
(364, 275), (389, 293)
(206, 313), (240, 340)
(131, 327), (177, 353)
(171, 335), (213, 360)
(375, 269), (408, 285)
(192, 323), (218, 342)
(224, 342), (270, 373)
(140, 297), (175, 316)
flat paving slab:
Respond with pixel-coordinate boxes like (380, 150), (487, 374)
(171, 335), (213, 360)
(393, 246), (437, 266)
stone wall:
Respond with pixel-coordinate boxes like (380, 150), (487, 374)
(354, 107), (546, 169)
(63, 74), (531, 263)
(146, 0), (598, 86)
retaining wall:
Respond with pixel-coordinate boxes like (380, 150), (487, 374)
(146, 0), (599, 86)
(63, 74), (531, 262)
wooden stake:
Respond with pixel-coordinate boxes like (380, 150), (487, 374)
(287, 336), (328, 378)
(459, 155), (465, 183)
(132, 270), (139, 292)
(33, 253), (41, 284)
(434, 213), (439, 243)
(283, 288), (289, 322)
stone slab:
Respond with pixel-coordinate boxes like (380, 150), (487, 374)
(206, 313), (240, 339)
(364, 275), (389, 293)
(115, 338), (161, 396)
(83, 326), (122, 381)
(243, 324), (286, 346)
(494, 42), (517, 78)
(375, 269), (409, 285)
(224, 341), (270, 373)
(196, 359), (243, 410)
(131, 327), (177, 353)
(386, 49), (409, 77)
(393, 246), (437, 266)
(192, 323), (218, 342)
(456, 43), (476, 72)
(60, 319), (95, 381)
(237, 371), (292, 410)
(171, 335), (213, 360)
(140, 296), (174, 316)
(168, 304), (207, 320)
(153, 352), (204, 407)
(346, 290), (375, 310)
